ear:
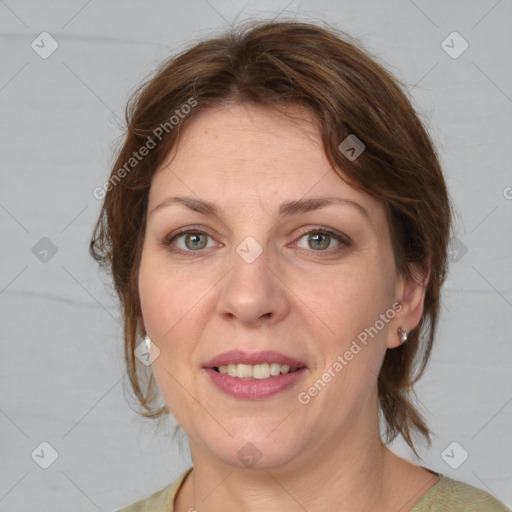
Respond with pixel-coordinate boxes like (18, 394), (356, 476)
(387, 261), (430, 349)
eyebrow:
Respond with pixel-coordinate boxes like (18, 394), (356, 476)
(149, 195), (369, 220)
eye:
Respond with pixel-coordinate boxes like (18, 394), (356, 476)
(163, 229), (217, 253)
(294, 228), (349, 252)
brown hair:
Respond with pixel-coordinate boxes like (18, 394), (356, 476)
(90, 20), (451, 455)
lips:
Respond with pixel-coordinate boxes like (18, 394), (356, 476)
(202, 349), (308, 399)
(203, 349), (307, 369)
(205, 366), (307, 399)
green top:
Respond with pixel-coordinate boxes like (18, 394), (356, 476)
(117, 467), (509, 511)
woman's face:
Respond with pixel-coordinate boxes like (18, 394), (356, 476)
(139, 103), (418, 470)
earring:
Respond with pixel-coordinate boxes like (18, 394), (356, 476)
(143, 335), (151, 351)
(397, 328), (408, 344)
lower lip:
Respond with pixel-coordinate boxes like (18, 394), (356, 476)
(204, 368), (307, 399)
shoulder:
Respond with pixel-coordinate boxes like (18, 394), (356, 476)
(115, 467), (193, 512)
(412, 473), (510, 512)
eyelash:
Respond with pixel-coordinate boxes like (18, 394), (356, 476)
(161, 226), (351, 258)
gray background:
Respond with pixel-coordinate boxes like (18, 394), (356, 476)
(1, 1), (511, 511)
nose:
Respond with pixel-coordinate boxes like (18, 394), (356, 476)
(216, 241), (291, 327)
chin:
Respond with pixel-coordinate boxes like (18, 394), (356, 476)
(216, 442), (300, 471)
(200, 421), (305, 471)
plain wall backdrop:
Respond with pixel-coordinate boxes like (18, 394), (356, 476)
(1, 1), (511, 511)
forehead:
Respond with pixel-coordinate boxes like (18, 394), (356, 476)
(155, 103), (326, 183)
(148, 103), (384, 224)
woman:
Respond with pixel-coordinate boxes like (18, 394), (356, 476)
(90, 20), (508, 512)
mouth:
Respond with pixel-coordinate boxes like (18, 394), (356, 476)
(204, 349), (307, 377)
(212, 362), (302, 379)
(202, 350), (307, 398)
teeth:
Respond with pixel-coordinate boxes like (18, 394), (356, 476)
(237, 364), (253, 379)
(216, 363), (298, 379)
(270, 363), (281, 376)
(253, 363), (270, 379)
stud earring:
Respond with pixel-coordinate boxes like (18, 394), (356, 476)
(397, 328), (408, 344)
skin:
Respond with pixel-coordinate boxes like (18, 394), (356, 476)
(138, 103), (438, 511)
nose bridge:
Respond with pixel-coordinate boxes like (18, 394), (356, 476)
(217, 235), (288, 325)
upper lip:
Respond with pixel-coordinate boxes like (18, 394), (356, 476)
(203, 350), (307, 369)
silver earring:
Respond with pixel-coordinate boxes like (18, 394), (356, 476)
(397, 328), (408, 344)
(143, 335), (151, 351)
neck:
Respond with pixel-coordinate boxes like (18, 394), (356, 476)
(175, 414), (417, 512)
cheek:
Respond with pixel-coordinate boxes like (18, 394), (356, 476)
(295, 268), (394, 413)
(138, 255), (204, 342)
(292, 261), (396, 407)
(138, 257), (208, 423)
(295, 261), (395, 340)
